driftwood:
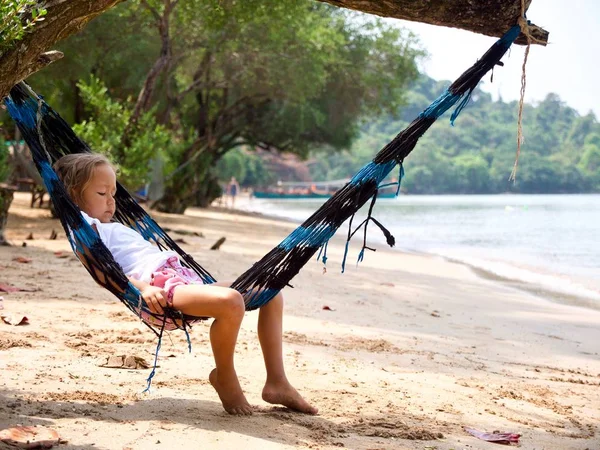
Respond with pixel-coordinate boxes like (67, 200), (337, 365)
(0, 0), (125, 101)
(318, 0), (548, 46)
(210, 237), (226, 251)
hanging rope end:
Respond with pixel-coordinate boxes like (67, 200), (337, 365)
(508, 162), (519, 183)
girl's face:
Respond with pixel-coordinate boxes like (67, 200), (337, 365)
(80, 163), (117, 223)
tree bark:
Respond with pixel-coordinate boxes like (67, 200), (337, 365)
(318, 0), (548, 45)
(0, 184), (16, 246)
(125, 3), (176, 128)
(0, 0), (125, 101)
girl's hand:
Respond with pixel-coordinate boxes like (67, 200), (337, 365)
(141, 286), (168, 315)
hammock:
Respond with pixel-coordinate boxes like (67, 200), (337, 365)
(4, 25), (521, 381)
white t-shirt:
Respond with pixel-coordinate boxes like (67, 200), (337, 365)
(81, 212), (179, 282)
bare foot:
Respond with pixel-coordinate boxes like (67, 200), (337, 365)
(209, 368), (253, 415)
(262, 380), (318, 415)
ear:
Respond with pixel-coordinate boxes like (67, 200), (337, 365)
(71, 191), (83, 209)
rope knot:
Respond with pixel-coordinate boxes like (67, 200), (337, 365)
(516, 15), (529, 33)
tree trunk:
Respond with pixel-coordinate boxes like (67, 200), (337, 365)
(153, 179), (223, 212)
(193, 174), (222, 208)
(153, 189), (189, 214)
(0, 184), (16, 246)
(0, 0), (125, 101)
(153, 163), (198, 214)
(317, 0), (548, 45)
(121, 0), (177, 156)
(153, 149), (220, 213)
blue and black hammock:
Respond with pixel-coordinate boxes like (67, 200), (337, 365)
(4, 25), (522, 383)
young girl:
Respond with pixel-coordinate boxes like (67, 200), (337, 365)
(54, 153), (317, 416)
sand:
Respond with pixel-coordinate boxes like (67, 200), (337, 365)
(1, 192), (599, 450)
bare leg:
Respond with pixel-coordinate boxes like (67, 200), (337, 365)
(257, 292), (318, 414)
(171, 284), (253, 415)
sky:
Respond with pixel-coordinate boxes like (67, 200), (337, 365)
(388, 0), (600, 118)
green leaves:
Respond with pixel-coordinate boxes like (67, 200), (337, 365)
(215, 148), (275, 186)
(72, 77), (188, 189)
(0, 1), (47, 54)
(5, 1), (423, 208)
(311, 74), (600, 194)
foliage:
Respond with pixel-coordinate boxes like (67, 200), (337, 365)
(0, 1), (47, 184)
(19, 0), (423, 211)
(72, 77), (188, 188)
(0, 0), (46, 55)
(310, 75), (600, 194)
(0, 105), (14, 183)
(0, 140), (10, 183)
(26, 7), (160, 123)
(214, 148), (276, 187)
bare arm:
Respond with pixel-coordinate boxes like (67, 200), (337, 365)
(128, 278), (168, 315)
(89, 223), (168, 315)
(128, 276), (151, 291)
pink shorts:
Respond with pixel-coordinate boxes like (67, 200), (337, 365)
(139, 256), (205, 330)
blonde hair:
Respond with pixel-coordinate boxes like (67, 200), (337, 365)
(54, 153), (114, 205)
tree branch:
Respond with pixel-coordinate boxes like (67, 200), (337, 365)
(176, 78), (229, 101)
(121, 0), (177, 157)
(209, 94), (269, 135)
(19, 50), (64, 82)
(317, 0), (548, 45)
(0, 0), (125, 101)
(140, 0), (161, 23)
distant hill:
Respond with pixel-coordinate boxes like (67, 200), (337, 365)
(308, 75), (600, 194)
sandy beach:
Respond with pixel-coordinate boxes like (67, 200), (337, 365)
(1, 192), (599, 450)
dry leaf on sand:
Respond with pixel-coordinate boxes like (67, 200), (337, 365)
(98, 354), (150, 370)
(0, 425), (62, 449)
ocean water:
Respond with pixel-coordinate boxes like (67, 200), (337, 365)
(239, 194), (600, 309)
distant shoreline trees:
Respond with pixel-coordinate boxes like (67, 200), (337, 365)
(308, 76), (600, 194)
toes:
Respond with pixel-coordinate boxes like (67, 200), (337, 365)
(229, 405), (253, 415)
(263, 385), (317, 414)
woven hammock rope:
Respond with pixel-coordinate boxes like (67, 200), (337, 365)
(4, 25), (521, 388)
